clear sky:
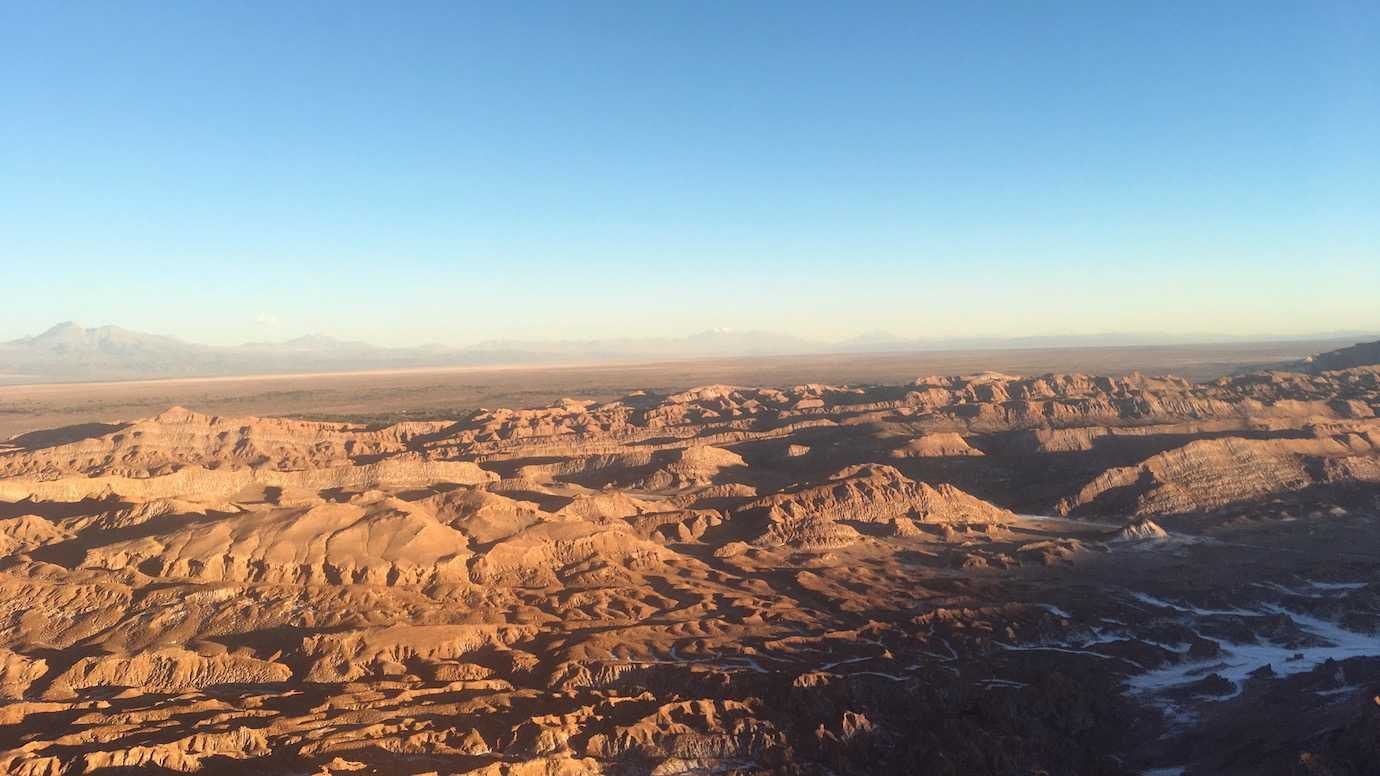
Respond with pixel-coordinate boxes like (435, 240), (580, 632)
(2, 1), (1377, 346)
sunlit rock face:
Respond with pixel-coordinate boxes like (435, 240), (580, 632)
(0, 358), (1378, 774)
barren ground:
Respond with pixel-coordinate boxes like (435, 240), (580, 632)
(0, 343), (1377, 774)
(0, 340), (1346, 440)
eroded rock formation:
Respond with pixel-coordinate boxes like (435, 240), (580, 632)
(0, 356), (1378, 773)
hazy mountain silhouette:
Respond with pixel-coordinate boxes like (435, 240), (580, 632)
(3, 322), (1378, 382)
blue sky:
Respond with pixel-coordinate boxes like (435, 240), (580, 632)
(2, 1), (1377, 346)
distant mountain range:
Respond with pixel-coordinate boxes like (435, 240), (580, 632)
(2, 322), (1378, 383)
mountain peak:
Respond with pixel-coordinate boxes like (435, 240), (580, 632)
(282, 333), (348, 348)
(27, 321), (90, 343)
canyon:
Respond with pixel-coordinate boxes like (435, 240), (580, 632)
(0, 347), (1378, 774)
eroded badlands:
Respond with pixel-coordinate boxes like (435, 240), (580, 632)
(1, 364), (1378, 774)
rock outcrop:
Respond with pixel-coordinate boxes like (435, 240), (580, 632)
(0, 359), (1377, 774)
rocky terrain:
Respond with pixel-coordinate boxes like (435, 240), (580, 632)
(0, 349), (1379, 774)
(1297, 341), (1380, 375)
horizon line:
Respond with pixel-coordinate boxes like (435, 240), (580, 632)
(8, 319), (1380, 352)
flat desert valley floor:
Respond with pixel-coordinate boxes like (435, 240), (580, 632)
(0, 340), (1349, 441)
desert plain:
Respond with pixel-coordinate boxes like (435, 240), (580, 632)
(0, 340), (1352, 441)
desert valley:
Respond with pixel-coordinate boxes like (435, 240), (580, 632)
(10, 3), (1379, 772)
(0, 340), (1377, 774)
